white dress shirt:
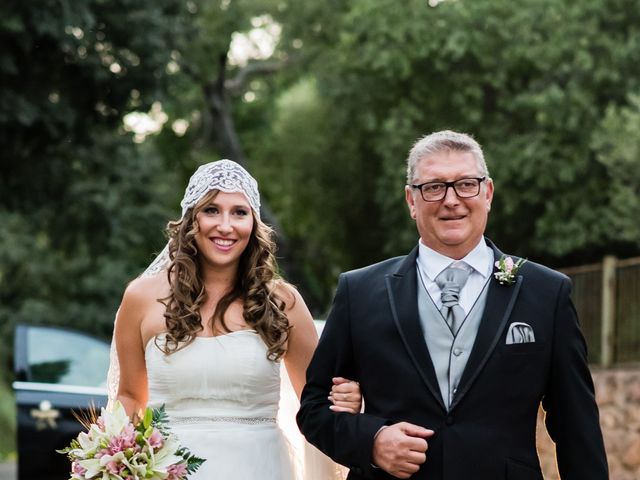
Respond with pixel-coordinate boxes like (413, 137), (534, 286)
(416, 238), (493, 314)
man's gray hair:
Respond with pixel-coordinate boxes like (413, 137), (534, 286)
(406, 130), (489, 184)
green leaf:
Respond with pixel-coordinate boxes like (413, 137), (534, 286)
(143, 407), (153, 430)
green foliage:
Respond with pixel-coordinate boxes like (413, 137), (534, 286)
(3, 0), (640, 331)
(0, 373), (16, 460)
(151, 404), (170, 433)
(287, 0), (640, 273)
(0, 0), (184, 450)
(1, 0), (186, 178)
(0, 0), (184, 375)
(250, 79), (353, 303)
(591, 94), (640, 244)
(0, 137), (175, 347)
(232, 0), (640, 310)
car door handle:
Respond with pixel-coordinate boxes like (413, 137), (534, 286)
(30, 400), (60, 430)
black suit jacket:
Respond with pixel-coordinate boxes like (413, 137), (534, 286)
(297, 240), (608, 480)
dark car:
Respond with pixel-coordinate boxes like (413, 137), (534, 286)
(13, 324), (110, 480)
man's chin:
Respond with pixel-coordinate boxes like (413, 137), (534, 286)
(439, 230), (470, 246)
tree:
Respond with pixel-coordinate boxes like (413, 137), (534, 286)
(1, 0), (186, 199)
(0, 0), (188, 367)
(266, 0), (640, 282)
(149, 0), (352, 310)
(591, 94), (640, 248)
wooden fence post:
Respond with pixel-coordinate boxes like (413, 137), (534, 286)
(600, 255), (617, 367)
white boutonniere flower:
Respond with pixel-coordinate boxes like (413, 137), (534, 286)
(494, 256), (526, 286)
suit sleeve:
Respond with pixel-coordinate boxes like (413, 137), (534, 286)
(542, 277), (608, 480)
(297, 273), (388, 477)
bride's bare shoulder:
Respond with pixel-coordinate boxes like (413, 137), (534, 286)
(123, 273), (170, 306)
(117, 274), (170, 337)
(273, 280), (312, 319)
(272, 280), (298, 308)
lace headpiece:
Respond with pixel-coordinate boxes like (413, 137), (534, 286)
(180, 159), (261, 218)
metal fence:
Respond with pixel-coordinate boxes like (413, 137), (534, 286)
(562, 256), (640, 366)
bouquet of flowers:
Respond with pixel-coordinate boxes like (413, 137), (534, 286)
(58, 401), (204, 480)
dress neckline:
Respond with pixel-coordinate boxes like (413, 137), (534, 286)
(145, 329), (258, 351)
(194, 329), (257, 339)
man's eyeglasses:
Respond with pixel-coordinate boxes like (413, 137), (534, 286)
(410, 177), (486, 202)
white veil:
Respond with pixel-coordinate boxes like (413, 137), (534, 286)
(106, 159), (347, 480)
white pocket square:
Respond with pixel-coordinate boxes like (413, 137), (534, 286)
(506, 322), (535, 344)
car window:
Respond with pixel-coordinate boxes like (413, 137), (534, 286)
(26, 327), (110, 387)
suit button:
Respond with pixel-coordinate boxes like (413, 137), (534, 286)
(446, 415), (454, 425)
(353, 467), (362, 474)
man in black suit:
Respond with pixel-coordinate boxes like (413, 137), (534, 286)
(297, 130), (608, 479)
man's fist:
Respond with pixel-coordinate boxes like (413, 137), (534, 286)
(372, 422), (434, 479)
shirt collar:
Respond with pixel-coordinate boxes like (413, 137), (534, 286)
(417, 237), (492, 281)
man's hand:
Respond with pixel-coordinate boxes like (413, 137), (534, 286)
(372, 422), (434, 479)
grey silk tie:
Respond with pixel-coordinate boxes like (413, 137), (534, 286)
(435, 264), (471, 335)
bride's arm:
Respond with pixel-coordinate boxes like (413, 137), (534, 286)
(281, 284), (363, 413)
(114, 278), (150, 418)
(281, 285), (318, 400)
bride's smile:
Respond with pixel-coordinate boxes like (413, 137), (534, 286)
(194, 191), (254, 268)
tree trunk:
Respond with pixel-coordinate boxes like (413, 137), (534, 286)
(201, 54), (319, 311)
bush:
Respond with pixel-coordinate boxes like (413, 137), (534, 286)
(0, 374), (16, 461)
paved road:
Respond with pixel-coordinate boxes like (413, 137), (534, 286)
(0, 462), (16, 480)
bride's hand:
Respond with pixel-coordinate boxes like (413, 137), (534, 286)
(328, 377), (362, 413)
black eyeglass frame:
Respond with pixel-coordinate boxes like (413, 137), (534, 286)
(410, 176), (487, 202)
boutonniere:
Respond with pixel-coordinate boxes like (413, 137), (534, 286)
(494, 256), (526, 286)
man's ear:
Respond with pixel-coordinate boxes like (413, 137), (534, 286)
(484, 178), (494, 211)
(405, 186), (416, 219)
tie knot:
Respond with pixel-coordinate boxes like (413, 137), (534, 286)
(435, 264), (471, 308)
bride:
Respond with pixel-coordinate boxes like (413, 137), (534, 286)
(110, 160), (361, 479)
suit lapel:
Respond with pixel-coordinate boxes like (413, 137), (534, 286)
(450, 242), (523, 411)
(385, 247), (446, 411)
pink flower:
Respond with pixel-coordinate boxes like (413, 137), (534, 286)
(107, 438), (125, 454)
(167, 463), (188, 480)
(148, 428), (164, 449)
(504, 256), (514, 271)
(72, 461), (87, 475)
(107, 424), (137, 454)
(495, 257), (514, 272)
(106, 460), (125, 475)
(121, 424), (137, 448)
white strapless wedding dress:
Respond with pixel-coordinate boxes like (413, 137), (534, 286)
(145, 330), (295, 479)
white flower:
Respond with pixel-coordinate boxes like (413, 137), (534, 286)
(77, 458), (102, 478)
(126, 453), (152, 478)
(76, 431), (101, 455)
(149, 435), (183, 476)
(100, 401), (130, 437)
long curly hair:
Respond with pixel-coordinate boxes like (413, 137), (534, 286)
(158, 189), (291, 360)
